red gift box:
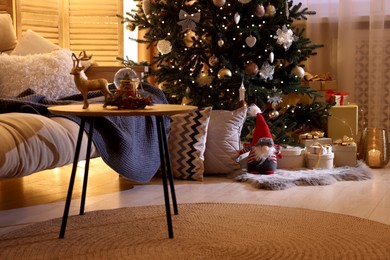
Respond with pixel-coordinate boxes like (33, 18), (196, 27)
(326, 90), (349, 106)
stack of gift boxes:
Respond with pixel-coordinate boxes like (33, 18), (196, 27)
(277, 73), (359, 170)
(277, 103), (359, 170)
(277, 132), (357, 170)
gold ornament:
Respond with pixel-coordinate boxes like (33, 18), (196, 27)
(265, 4), (276, 17)
(269, 110), (279, 119)
(218, 38), (224, 47)
(184, 30), (197, 48)
(209, 55), (219, 66)
(238, 0), (252, 4)
(245, 61), (259, 76)
(217, 68), (232, 79)
(213, 0), (225, 7)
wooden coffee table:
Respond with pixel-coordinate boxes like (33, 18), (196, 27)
(48, 103), (197, 239)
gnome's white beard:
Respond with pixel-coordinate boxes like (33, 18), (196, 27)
(252, 145), (276, 162)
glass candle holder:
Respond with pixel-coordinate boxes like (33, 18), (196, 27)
(357, 128), (390, 168)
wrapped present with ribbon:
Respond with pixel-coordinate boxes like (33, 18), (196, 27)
(302, 72), (337, 91)
(332, 136), (357, 167)
(299, 131), (332, 147)
(277, 146), (306, 169)
(305, 142), (334, 169)
(326, 90), (349, 106)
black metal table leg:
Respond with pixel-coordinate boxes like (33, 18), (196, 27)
(59, 118), (86, 239)
(80, 118), (95, 215)
(157, 116), (178, 215)
(156, 115), (174, 238)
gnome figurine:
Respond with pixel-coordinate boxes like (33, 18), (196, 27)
(239, 112), (281, 175)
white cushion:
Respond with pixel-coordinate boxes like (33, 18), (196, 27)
(0, 49), (81, 99)
(11, 29), (60, 56)
(204, 106), (247, 175)
(0, 14), (17, 52)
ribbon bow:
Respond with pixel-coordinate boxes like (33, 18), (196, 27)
(333, 135), (356, 146)
(177, 9), (201, 31)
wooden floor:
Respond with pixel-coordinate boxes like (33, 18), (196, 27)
(1, 157), (390, 235)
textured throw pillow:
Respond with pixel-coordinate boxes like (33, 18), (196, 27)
(0, 14), (17, 52)
(203, 106), (247, 175)
(11, 29), (60, 56)
(169, 107), (212, 181)
(0, 49), (81, 99)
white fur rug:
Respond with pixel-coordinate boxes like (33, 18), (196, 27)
(235, 160), (373, 190)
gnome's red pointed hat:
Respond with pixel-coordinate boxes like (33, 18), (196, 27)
(251, 113), (273, 145)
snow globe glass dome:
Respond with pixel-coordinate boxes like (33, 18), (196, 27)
(106, 67), (152, 109)
(113, 67), (140, 90)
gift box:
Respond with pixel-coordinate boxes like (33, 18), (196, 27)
(305, 142), (334, 169)
(299, 131), (332, 146)
(301, 138), (333, 147)
(325, 90), (349, 106)
(277, 146), (305, 169)
(327, 105), (358, 142)
(302, 80), (337, 91)
(306, 152), (334, 169)
(332, 136), (357, 167)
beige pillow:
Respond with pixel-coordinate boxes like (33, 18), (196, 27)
(0, 14), (18, 52)
(204, 106), (247, 175)
(11, 29), (60, 56)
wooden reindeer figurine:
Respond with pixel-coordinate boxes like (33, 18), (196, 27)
(70, 52), (112, 109)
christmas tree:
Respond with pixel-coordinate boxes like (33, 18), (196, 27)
(119, 0), (332, 145)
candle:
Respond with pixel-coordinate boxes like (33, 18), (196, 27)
(368, 149), (381, 167)
(239, 82), (246, 101)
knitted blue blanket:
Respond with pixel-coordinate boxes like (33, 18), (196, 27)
(0, 83), (169, 183)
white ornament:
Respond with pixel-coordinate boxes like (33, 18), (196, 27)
(259, 62), (275, 81)
(291, 65), (305, 78)
(238, 0), (252, 4)
(218, 38), (224, 47)
(213, 0), (225, 7)
(157, 39), (172, 54)
(269, 52), (274, 63)
(274, 25), (298, 51)
(239, 81), (246, 101)
(245, 35), (257, 48)
(234, 12), (240, 24)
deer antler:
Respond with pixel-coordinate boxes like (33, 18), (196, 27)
(79, 50), (93, 61)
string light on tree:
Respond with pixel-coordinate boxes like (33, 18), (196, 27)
(120, 0), (330, 145)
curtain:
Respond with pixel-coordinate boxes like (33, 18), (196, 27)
(298, 0), (390, 133)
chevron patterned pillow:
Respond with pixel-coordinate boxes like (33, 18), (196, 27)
(168, 107), (212, 181)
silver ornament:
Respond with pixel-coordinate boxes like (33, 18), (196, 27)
(157, 39), (172, 54)
(269, 52), (274, 63)
(291, 65), (305, 78)
(245, 35), (257, 48)
(234, 12), (240, 24)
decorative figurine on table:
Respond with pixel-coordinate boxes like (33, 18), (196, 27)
(70, 51), (112, 109)
(239, 108), (281, 175)
(105, 68), (153, 109)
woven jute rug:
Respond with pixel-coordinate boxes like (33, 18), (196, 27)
(1, 203), (389, 259)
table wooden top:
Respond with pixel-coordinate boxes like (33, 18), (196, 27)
(48, 104), (198, 117)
